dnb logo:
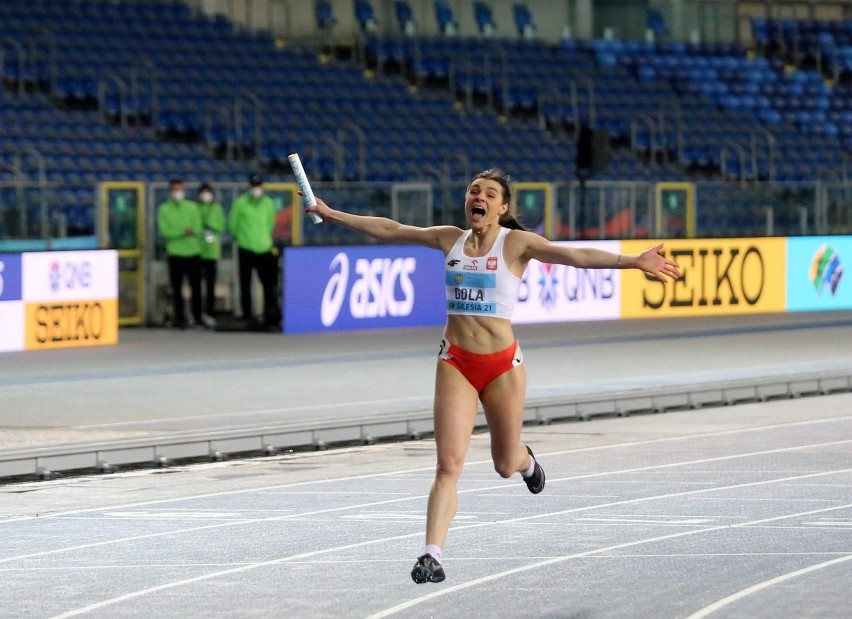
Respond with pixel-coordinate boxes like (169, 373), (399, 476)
(49, 261), (60, 291)
(810, 245), (842, 296)
(49, 260), (92, 292)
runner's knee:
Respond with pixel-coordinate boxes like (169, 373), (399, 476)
(492, 457), (516, 479)
(435, 455), (465, 479)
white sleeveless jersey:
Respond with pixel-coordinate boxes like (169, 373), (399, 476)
(445, 227), (521, 320)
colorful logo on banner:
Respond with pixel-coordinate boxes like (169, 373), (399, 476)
(283, 245), (445, 333)
(620, 238), (786, 317)
(810, 245), (842, 296)
(786, 236), (852, 311)
(514, 240), (621, 324)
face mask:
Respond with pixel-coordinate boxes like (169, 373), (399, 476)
(171, 191), (185, 201)
(251, 187), (263, 199)
(199, 192), (213, 204)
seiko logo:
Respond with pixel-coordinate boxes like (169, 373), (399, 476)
(643, 247), (763, 308)
(447, 259), (461, 267)
(35, 302), (104, 343)
(321, 252), (417, 326)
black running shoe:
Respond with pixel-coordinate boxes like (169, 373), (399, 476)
(523, 445), (545, 494)
(411, 554), (445, 584)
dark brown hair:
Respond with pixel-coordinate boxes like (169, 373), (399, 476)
(469, 169), (526, 230)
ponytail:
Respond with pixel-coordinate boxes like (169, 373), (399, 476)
(499, 212), (527, 230)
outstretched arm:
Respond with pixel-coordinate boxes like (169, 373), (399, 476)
(519, 232), (681, 282)
(306, 196), (460, 251)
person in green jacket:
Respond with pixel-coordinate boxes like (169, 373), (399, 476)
(196, 182), (226, 326)
(228, 174), (278, 329)
(156, 179), (205, 329)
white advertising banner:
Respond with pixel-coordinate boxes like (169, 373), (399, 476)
(513, 241), (622, 324)
(0, 301), (24, 352)
(22, 250), (118, 302)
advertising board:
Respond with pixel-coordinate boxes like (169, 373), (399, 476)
(513, 241), (622, 324)
(282, 245), (446, 333)
(0, 250), (118, 352)
(786, 236), (852, 311)
(621, 238), (786, 318)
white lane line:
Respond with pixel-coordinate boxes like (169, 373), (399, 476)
(738, 525), (852, 531)
(2, 440), (850, 565)
(480, 493), (619, 498)
(42, 469), (852, 619)
(0, 564), (254, 571)
(577, 481), (718, 485)
(7, 552), (849, 573)
(2, 414), (851, 525)
(577, 513), (743, 519)
(576, 517), (714, 525)
(685, 554), (852, 619)
(784, 483), (852, 488)
(365, 502), (852, 619)
(694, 497), (844, 503)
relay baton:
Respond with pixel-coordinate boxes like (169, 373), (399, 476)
(288, 153), (323, 224)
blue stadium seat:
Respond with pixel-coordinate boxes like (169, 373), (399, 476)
(513, 3), (536, 38)
(395, 1), (415, 34)
(354, 0), (377, 33)
(647, 8), (669, 39)
(473, 2), (497, 36)
(434, 1), (458, 35)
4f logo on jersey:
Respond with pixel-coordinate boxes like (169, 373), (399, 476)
(447, 259), (460, 267)
(486, 257), (498, 270)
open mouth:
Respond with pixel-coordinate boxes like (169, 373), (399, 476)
(471, 205), (486, 217)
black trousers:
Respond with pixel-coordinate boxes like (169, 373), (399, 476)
(167, 255), (202, 326)
(200, 258), (217, 316)
(238, 247), (279, 326)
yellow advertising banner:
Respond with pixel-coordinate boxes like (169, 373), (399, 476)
(24, 298), (119, 350)
(621, 238), (787, 318)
